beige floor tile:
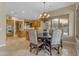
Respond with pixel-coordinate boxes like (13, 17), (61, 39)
(0, 37), (77, 56)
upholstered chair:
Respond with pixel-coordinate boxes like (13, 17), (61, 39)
(28, 28), (43, 55)
(51, 29), (62, 54)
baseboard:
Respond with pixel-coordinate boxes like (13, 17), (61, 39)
(76, 46), (79, 56)
(63, 41), (76, 45)
(0, 44), (6, 47)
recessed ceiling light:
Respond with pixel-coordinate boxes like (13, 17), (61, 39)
(15, 15), (18, 17)
(22, 11), (25, 14)
(10, 11), (14, 14)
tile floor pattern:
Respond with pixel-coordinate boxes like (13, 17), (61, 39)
(0, 37), (77, 56)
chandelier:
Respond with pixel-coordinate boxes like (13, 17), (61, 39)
(39, 2), (50, 22)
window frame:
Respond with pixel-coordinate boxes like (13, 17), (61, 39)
(51, 14), (69, 36)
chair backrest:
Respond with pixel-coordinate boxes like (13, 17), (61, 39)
(37, 29), (43, 36)
(51, 29), (62, 45)
(28, 28), (38, 44)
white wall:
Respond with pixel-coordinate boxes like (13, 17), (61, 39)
(75, 3), (79, 36)
(0, 3), (6, 47)
(75, 3), (79, 56)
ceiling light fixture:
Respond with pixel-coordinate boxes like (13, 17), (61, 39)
(10, 11), (14, 14)
(22, 10), (25, 14)
(39, 2), (50, 22)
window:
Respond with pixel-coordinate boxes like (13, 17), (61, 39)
(51, 14), (69, 37)
(52, 18), (59, 30)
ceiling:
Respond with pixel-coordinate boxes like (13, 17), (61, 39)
(4, 2), (75, 19)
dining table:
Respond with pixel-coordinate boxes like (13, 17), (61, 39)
(37, 33), (52, 55)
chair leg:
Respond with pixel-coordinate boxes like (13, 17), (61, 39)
(61, 39), (63, 48)
(49, 44), (52, 55)
(36, 47), (39, 55)
(30, 44), (32, 52)
(57, 45), (60, 54)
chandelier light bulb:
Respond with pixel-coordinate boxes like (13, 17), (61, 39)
(44, 13), (47, 16)
(40, 14), (42, 17)
(47, 14), (50, 18)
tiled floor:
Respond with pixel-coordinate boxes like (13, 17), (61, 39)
(0, 37), (77, 56)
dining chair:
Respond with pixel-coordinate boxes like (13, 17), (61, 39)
(37, 28), (43, 35)
(51, 29), (62, 54)
(60, 29), (63, 48)
(28, 28), (43, 55)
